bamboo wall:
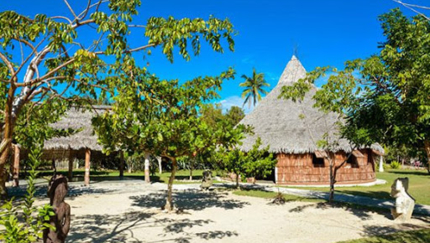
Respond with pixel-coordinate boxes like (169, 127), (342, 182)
(276, 149), (376, 185)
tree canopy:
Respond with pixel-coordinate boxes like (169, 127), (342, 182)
(0, 0), (236, 197)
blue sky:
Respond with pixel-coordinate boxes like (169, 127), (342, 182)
(0, 0), (418, 112)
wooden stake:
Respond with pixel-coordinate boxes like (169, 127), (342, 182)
(84, 149), (91, 186)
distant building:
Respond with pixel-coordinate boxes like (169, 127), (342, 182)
(239, 56), (383, 185)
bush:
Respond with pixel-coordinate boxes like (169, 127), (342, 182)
(0, 146), (55, 243)
(390, 161), (401, 169)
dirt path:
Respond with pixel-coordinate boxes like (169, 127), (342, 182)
(33, 183), (430, 243)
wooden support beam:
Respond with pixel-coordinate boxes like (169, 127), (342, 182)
(84, 148), (91, 186)
(12, 145), (20, 187)
(68, 150), (73, 181)
(119, 151), (124, 178)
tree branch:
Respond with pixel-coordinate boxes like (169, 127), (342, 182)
(93, 43), (156, 55)
(63, 0), (79, 21)
(23, 57), (76, 87)
(0, 52), (16, 78)
(393, 0), (430, 21)
(78, 0), (92, 21)
(11, 36), (49, 83)
(51, 15), (73, 24)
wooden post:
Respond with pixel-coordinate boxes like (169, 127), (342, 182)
(68, 150), (73, 181)
(144, 153), (150, 183)
(379, 155), (384, 172)
(119, 151), (124, 178)
(84, 149), (91, 186)
(12, 145), (20, 187)
(157, 156), (162, 174)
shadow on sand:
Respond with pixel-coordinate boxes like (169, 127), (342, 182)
(68, 211), (239, 243)
(130, 190), (250, 211)
(288, 201), (392, 221)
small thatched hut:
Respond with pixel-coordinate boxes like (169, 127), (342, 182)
(239, 56), (383, 185)
(43, 106), (118, 184)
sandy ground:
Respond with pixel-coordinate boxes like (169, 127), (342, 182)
(33, 183), (430, 243)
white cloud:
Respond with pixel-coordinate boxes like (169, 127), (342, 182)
(218, 96), (254, 114)
(241, 56), (255, 64)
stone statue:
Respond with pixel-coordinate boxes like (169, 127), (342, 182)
(390, 177), (415, 221)
(43, 174), (71, 243)
(201, 170), (213, 190)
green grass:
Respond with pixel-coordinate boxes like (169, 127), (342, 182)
(284, 169), (430, 205)
(232, 189), (325, 203)
(33, 169), (220, 184)
(336, 229), (430, 243)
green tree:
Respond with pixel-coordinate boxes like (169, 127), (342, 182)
(200, 104), (224, 128)
(217, 137), (276, 188)
(225, 106), (245, 126)
(240, 68), (270, 108)
(0, 0), (235, 197)
(94, 68), (238, 211)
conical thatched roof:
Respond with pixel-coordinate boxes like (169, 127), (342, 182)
(238, 55), (383, 154)
(44, 106), (110, 151)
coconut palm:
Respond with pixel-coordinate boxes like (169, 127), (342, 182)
(240, 68), (270, 108)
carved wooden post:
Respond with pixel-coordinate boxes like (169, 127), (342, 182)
(84, 148), (90, 186)
(12, 145), (20, 187)
(67, 150), (73, 181)
(144, 153), (150, 183)
(43, 174), (71, 243)
(119, 151), (124, 178)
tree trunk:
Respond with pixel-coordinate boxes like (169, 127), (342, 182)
(0, 164), (7, 199)
(165, 157), (177, 211)
(329, 157), (335, 204)
(12, 145), (20, 187)
(424, 140), (430, 173)
(84, 149), (91, 186)
(235, 172), (240, 190)
(189, 168), (193, 181)
(0, 140), (12, 199)
(0, 83), (17, 198)
(144, 153), (150, 183)
(119, 151), (124, 178)
(157, 156), (162, 174)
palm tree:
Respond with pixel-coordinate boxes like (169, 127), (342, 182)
(240, 68), (270, 108)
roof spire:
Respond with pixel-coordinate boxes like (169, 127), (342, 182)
(276, 55), (306, 86)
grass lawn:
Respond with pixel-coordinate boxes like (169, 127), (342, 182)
(336, 228), (430, 243)
(284, 169), (430, 205)
(233, 189), (326, 203)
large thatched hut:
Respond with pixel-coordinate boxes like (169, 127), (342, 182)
(239, 56), (383, 185)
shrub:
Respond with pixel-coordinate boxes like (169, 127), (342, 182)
(0, 146), (55, 243)
(390, 161), (401, 169)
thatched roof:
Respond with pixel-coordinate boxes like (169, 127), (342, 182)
(238, 55), (384, 154)
(44, 106), (110, 151)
